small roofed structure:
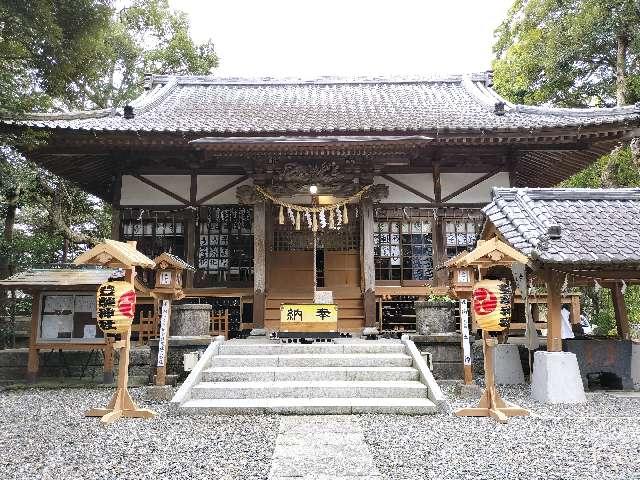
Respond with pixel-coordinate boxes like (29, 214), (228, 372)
(153, 252), (195, 272)
(0, 267), (116, 291)
(74, 239), (156, 269)
(482, 187), (640, 348)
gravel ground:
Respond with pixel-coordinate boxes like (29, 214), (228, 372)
(0, 386), (279, 480)
(2, 385), (639, 480)
(360, 384), (640, 480)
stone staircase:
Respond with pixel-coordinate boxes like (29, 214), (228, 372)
(173, 340), (440, 414)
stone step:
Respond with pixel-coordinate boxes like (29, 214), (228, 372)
(179, 397), (437, 415)
(203, 366), (420, 382)
(219, 343), (404, 356)
(191, 380), (429, 399)
(211, 353), (413, 368)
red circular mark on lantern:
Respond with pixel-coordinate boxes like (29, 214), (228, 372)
(117, 290), (136, 318)
(473, 287), (497, 315)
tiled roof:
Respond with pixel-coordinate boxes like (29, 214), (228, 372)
(3, 73), (639, 134)
(483, 188), (640, 265)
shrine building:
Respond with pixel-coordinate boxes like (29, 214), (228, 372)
(3, 72), (639, 334)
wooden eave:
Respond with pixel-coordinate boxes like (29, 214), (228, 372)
(3, 119), (637, 200)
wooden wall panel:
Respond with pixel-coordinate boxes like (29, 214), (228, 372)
(268, 251), (314, 291)
(324, 251), (360, 289)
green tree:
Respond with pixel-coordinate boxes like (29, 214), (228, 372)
(494, 1), (640, 335)
(493, 0), (640, 107)
(0, 1), (218, 344)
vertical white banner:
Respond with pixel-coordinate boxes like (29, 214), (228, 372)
(460, 299), (471, 366)
(157, 300), (170, 368)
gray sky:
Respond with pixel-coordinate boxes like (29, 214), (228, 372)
(169, 0), (514, 77)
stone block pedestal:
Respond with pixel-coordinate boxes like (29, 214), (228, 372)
(411, 333), (464, 379)
(493, 344), (525, 385)
(149, 336), (211, 382)
(531, 351), (586, 404)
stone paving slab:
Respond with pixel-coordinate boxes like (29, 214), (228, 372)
(268, 416), (382, 480)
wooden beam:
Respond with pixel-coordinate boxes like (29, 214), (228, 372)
(611, 282), (631, 340)
(432, 161), (442, 202)
(380, 174), (436, 203)
(132, 174), (190, 205)
(545, 269), (563, 352)
(441, 167), (503, 203)
(196, 175), (249, 205)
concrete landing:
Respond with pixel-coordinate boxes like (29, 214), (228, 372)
(268, 416), (382, 479)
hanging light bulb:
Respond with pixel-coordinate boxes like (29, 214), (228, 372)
(309, 185), (318, 195)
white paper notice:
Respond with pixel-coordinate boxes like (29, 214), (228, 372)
(460, 299), (471, 366)
(43, 295), (73, 313)
(83, 324), (97, 338)
(75, 295), (96, 313)
(156, 300), (170, 367)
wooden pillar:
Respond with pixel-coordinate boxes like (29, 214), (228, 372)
(432, 159), (446, 286)
(570, 295), (581, 325)
(433, 213), (447, 287)
(184, 211), (196, 288)
(252, 200), (266, 329)
(185, 174), (197, 288)
(103, 338), (114, 384)
(545, 270), (563, 352)
(361, 199), (376, 327)
(611, 281), (631, 340)
(26, 291), (41, 383)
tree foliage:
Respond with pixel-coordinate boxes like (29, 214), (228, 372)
(494, 1), (640, 335)
(0, 0), (218, 256)
(0, 1), (218, 341)
(493, 0), (640, 107)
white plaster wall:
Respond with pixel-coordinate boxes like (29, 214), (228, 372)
(375, 172), (509, 204)
(374, 175), (430, 203)
(120, 175), (190, 205)
(441, 172), (510, 203)
(198, 175), (253, 205)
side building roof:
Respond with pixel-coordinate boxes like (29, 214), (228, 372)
(482, 188), (640, 266)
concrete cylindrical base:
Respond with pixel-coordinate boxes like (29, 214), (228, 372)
(493, 344), (525, 385)
(170, 304), (212, 337)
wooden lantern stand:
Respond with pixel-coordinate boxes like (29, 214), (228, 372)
(75, 240), (157, 425)
(455, 331), (529, 423)
(446, 239), (532, 423)
(85, 326), (155, 424)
